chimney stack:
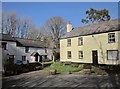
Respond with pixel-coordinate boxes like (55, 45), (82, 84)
(67, 21), (72, 32)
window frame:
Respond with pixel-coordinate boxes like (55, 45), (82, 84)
(67, 51), (71, 59)
(108, 33), (115, 43)
(25, 47), (29, 53)
(44, 55), (47, 59)
(8, 55), (14, 64)
(107, 50), (118, 60)
(67, 39), (71, 47)
(2, 42), (7, 50)
(78, 37), (83, 46)
(22, 56), (26, 61)
(78, 51), (83, 59)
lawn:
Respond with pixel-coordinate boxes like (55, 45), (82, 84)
(44, 62), (108, 75)
(44, 62), (82, 73)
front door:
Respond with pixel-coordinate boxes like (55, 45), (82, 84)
(92, 50), (98, 65)
(39, 56), (42, 62)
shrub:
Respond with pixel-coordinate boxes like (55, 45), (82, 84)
(83, 64), (92, 69)
(71, 64), (79, 67)
(92, 66), (107, 75)
(78, 64), (84, 71)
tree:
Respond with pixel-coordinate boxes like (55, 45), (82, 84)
(27, 25), (40, 40)
(44, 16), (66, 49)
(20, 17), (32, 38)
(5, 12), (17, 35)
(82, 8), (111, 24)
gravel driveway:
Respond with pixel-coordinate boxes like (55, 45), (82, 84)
(2, 70), (120, 88)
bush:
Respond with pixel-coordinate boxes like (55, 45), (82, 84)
(92, 66), (107, 75)
(83, 64), (92, 69)
(78, 64), (84, 71)
(3, 62), (42, 76)
(71, 64), (79, 67)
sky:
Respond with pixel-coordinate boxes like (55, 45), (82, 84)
(2, 2), (119, 28)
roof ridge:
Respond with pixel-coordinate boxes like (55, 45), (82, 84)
(74, 18), (119, 30)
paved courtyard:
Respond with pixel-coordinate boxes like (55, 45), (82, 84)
(2, 70), (120, 88)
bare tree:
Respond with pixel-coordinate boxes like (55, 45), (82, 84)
(44, 16), (66, 49)
(20, 17), (32, 38)
(2, 11), (41, 40)
(5, 12), (17, 35)
(27, 24), (39, 40)
(14, 18), (22, 37)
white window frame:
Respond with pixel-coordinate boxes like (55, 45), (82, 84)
(107, 50), (118, 60)
(78, 51), (83, 59)
(22, 56), (26, 61)
(67, 51), (71, 59)
(78, 37), (83, 46)
(67, 39), (71, 47)
(108, 33), (115, 43)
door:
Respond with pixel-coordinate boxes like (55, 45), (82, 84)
(92, 50), (98, 65)
(35, 55), (38, 62)
(39, 56), (42, 62)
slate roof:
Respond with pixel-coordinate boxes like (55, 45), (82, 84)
(15, 38), (46, 48)
(0, 34), (46, 48)
(61, 18), (120, 39)
(0, 34), (16, 42)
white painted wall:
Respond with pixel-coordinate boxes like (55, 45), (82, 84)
(1, 40), (53, 65)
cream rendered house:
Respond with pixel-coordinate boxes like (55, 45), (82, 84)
(60, 18), (120, 65)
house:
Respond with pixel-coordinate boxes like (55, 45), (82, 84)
(60, 18), (120, 65)
(0, 34), (53, 66)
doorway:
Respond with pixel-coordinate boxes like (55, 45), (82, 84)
(39, 56), (42, 62)
(92, 50), (98, 65)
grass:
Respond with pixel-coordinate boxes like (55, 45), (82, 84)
(44, 62), (82, 73)
(43, 62), (107, 75)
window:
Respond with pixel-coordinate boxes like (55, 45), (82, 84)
(67, 51), (71, 59)
(45, 49), (47, 53)
(108, 33), (115, 43)
(8, 55), (14, 64)
(78, 37), (83, 46)
(2, 42), (7, 50)
(44, 55), (47, 59)
(107, 50), (118, 60)
(78, 51), (83, 59)
(67, 39), (71, 47)
(25, 47), (29, 53)
(22, 56), (26, 61)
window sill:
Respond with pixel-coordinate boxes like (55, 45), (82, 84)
(79, 58), (83, 59)
(78, 45), (83, 46)
(67, 46), (71, 47)
(108, 42), (115, 43)
(107, 59), (118, 61)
